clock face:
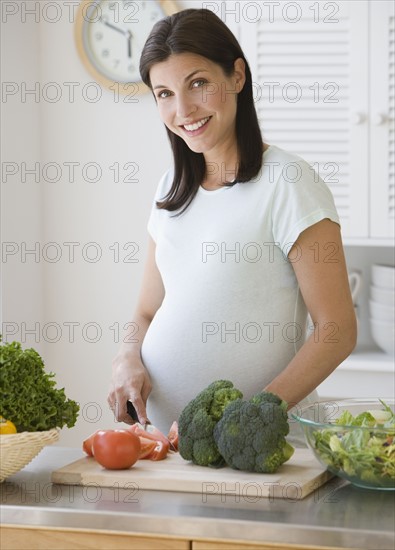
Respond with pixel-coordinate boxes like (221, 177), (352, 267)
(83, 0), (167, 84)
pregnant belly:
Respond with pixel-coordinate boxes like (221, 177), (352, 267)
(140, 305), (304, 433)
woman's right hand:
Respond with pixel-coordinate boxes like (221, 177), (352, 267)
(107, 351), (152, 425)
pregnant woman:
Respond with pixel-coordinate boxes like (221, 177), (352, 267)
(107, 8), (357, 445)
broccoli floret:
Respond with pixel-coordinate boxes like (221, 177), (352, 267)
(249, 391), (284, 408)
(178, 380), (243, 467)
(213, 391), (294, 473)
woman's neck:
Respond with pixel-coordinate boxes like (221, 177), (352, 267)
(202, 144), (239, 190)
(201, 142), (268, 190)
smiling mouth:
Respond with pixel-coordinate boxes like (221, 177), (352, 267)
(182, 116), (211, 132)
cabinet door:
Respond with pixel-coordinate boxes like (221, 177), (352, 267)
(370, 0), (395, 239)
(1, 527), (189, 550)
(240, 0), (369, 238)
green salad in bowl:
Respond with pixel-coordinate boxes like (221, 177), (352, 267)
(292, 398), (395, 490)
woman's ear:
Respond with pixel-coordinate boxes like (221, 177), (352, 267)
(233, 58), (246, 93)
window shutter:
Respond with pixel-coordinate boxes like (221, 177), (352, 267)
(370, 0), (395, 238)
(241, 1), (369, 238)
(390, 13), (395, 223)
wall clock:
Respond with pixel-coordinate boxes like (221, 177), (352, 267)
(75, 0), (180, 95)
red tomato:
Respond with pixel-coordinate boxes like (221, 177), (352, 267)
(92, 430), (141, 470)
(82, 430), (99, 457)
(148, 440), (168, 461)
(137, 437), (168, 461)
(167, 421), (179, 451)
(139, 436), (157, 459)
(129, 424), (170, 454)
(146, 424), (171, 446)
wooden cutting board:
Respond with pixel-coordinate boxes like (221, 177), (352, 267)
(51, 449), (332, 500)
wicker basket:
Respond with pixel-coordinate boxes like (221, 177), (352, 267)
(0, 429), (59, 482)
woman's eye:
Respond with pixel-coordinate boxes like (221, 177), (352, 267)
(157, 90), (171, 99)
(192, 79), (206, 88)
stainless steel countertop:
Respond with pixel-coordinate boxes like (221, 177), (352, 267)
(1, 447), (394, 549)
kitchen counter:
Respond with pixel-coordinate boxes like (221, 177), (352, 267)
(1, 447), (394, 550)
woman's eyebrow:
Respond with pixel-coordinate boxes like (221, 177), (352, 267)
(153, 69), (209, 90)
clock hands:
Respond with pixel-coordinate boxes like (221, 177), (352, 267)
(100, 18), (134, 59)
(101, 19), (127, 36)
(126, 30), (133, 59)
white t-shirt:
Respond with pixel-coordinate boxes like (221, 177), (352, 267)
(141, 144), (340, 445)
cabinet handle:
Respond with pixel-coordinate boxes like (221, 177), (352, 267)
(373, 113), (387, 126)
(351, 112), (365, 125)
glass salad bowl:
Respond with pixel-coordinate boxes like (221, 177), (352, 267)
(291, 398), (395, 490)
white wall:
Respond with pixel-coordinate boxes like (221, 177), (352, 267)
(1, 7), (44, 355)
(1, 0), (201, 446)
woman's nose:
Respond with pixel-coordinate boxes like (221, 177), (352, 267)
(176, 94), (198, 120)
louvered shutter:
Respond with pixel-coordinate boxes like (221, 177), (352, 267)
(239, 0), (369, 239)
(370, 0), (395, 239)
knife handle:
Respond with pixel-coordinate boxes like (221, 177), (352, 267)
(126, 400), (139, 423)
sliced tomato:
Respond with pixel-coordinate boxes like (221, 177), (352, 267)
(130, 423), (169, 444)
(139, 436), (157, 459)
(147, 440), (168, 461)
(145, 424), (170, 445)
(82, 430), (99, 457)
(167, 420), (179, 451)
(129, 424), (170, 454)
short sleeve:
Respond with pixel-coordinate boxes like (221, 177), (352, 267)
(147, 169), (173, 242)
(271, 158), (340, 250)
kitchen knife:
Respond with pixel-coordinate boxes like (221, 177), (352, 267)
(126, 400), (150, 430)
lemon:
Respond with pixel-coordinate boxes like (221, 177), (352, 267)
(0, 416), (17, 434)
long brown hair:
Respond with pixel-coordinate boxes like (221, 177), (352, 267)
(139, 8), (263, 214)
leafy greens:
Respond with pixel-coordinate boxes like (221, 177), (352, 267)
(0, 339), (79, 432)
(313, 400), (395, 488)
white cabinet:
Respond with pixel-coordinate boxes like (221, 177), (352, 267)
(370, 1), (395, 239)
(316, 349), (395, 399)
(240, 0), (394, 242)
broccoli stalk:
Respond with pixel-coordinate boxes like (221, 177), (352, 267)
(178, 380), (243, 467)
(213, 391), (295, 473)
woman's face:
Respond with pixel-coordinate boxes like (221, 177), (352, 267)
(149, 53), (245, 159)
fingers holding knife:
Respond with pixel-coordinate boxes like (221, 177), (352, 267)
(127, 400), (151, 430)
